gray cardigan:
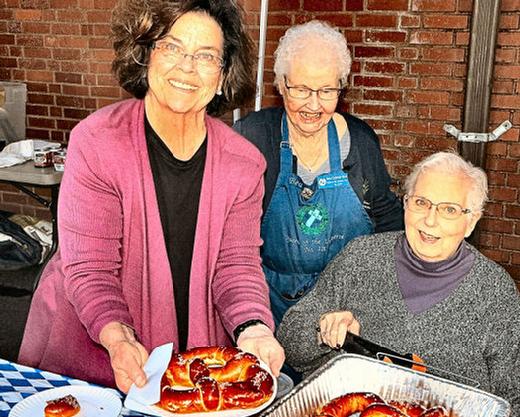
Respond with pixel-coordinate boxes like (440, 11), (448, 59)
(278, 232), (520, 415)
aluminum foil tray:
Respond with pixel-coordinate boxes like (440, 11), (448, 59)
(259, 353), (510, 417)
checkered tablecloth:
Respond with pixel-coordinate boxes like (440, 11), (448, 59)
(0, 358), (144, 416)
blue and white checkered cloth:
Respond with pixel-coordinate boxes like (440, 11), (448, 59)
(0, 358), (143, 416)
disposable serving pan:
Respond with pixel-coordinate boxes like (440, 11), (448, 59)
(259, 353), (511, 417)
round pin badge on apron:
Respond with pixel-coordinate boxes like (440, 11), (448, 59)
(260, 113), (374, 326)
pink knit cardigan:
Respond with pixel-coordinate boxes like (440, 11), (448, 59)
(18, 99), (274, 387)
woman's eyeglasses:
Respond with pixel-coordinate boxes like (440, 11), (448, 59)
(153, 41), (224, 73)
(404, 195), (472, 220)
(284, 76), (342, 101)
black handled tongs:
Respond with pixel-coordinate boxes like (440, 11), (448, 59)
(341, 332), (427, 372)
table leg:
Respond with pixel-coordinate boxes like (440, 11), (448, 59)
(32, 185), (59, 293)
(48, 185), (59, 257)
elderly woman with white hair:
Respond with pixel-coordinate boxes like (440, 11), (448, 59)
(278, 152), (520, 413)
(234, 20), (403, 327)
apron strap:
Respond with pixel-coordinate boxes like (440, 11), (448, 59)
(280, 114), (294, 176)
(326, 119), (342, 172)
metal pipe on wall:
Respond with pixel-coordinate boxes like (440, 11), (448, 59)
(233, 0), (269, 123)
(459, 0), (502, 246)
(255, 0), (269, 111)
(459, 0), (502, 166)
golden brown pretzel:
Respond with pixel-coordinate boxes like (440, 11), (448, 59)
(219, 364), (274, 409)
(163, 346), (258, 386)
(44, 395), (80, 417)
(160, 377), (221, 413)
(159, 346), (274, 413)
(419, 406), (449, 417)
(360, 403), (408, 417)
(314, 392), (383, 417)
(388, 400), (426, 417)
(315, 392), (449, 417)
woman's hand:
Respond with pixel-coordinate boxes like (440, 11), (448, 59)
(99, 321), (149, 393)
(236, 324), (285, 377)
(318, 311), (360, 349)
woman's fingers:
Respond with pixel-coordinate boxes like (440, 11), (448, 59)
(319, 311), (359, 348)
(349, 317), (361, 336)
(108, 340), (148, 393)
(113, 369), (134, 393)
(252, 339), (285, 377)
(334, 318), (350, 347)
(99, 322), (149, 393)
(236, 324), (285, 377)
(110, 339), (148, 393)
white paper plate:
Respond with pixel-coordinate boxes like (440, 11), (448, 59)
(275, 373), (294, 399)
(9, 385), (122, 417)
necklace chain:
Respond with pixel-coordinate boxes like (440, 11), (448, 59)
(290, 133), (328, 171)
(292, 145), (324, 171)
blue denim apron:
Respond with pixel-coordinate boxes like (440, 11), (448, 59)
(261, 114), (374, 326)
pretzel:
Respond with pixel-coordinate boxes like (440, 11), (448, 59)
(159, 346), (274, 413)
(163, 346), (258, 386)
(161, 377), (220, 413)
(418, 406), (449, 417)
(388, 401), (426, 417)
(44, 395), (80, 417)
(360, 403), (408, 417)
(314, 392), (383, 417)
(315, 392), (449, 417)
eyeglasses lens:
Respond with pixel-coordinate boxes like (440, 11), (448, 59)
(406, 196), (463, 220)
(155, 42), (222, 73)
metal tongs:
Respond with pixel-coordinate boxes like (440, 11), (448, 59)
(341, 332), (427, 372)
(333, 332), (480, 387)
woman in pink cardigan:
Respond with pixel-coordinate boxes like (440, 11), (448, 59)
(18, 0), (284, 392)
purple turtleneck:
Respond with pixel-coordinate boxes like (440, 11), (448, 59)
(394, 234), (475, 314)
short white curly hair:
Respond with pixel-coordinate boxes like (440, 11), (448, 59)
(273, 20), (352, 89)
(404, 151), (488, 213)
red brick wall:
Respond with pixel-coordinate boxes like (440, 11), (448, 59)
(244, 0), (520, 285)
(1, 0), (519, 283)
(0, 0), (125, 219)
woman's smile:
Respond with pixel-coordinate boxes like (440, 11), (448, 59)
(418, 230), (440, 243)
(298, 111), (322, 122)
(168, 79), (198, 92)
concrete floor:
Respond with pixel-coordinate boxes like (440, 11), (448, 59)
(0, 265), (40, 361)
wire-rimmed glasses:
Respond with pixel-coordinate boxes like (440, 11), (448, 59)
(153, 41), (224, 73)
(284, 76), (342, 100)
(404, 195), (472, 220)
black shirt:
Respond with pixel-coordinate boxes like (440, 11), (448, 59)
(145, 117), (206, 351)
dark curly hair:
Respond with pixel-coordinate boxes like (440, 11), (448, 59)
(111, 0), (256, 115)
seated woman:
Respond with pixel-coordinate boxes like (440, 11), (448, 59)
(278, 152), (519, 412)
